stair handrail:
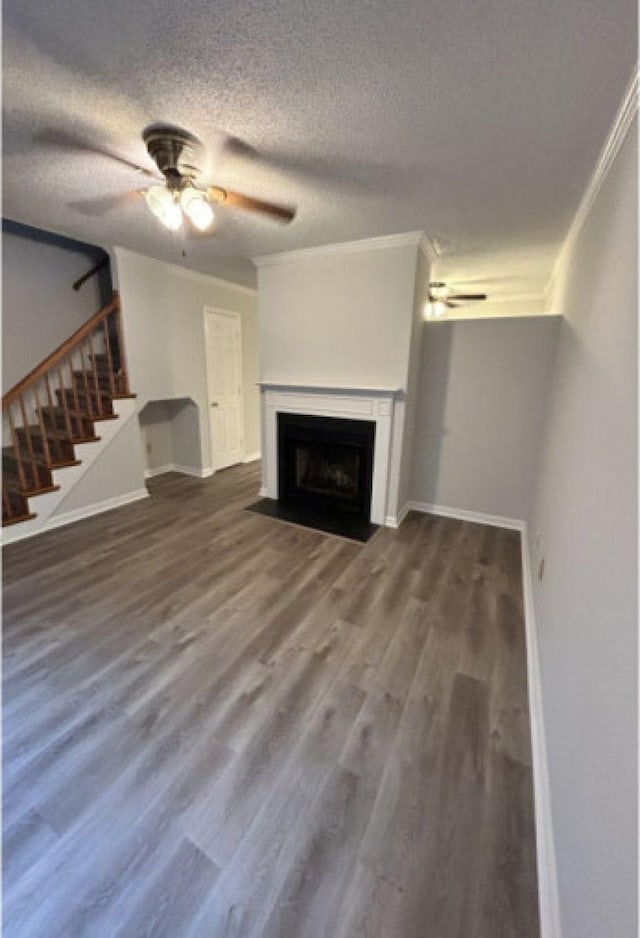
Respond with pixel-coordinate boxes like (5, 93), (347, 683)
(2, 292), (123, 409)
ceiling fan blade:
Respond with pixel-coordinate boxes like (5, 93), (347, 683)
(448, 293), (487, 301)
(34, 128), (161, 179)
(207, 186), (295, 223)
(67, 190), (144, 217)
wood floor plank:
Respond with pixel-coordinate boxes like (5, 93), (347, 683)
(2, 463), (539, 937)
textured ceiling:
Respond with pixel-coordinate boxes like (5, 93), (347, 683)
(3, 0), (637, 292)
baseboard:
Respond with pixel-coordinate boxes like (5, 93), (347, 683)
(385, 502), (410, 528)
(174, 464), (215, 479)
(144, 463), (214, 479)
(407, 500), (525, 531)
(259, 486), (269, 498)
(21, 488), (150, 539)
(144, 464), (174, 479)
(520, 527), (562, 938)
(243, 451), (261, 464)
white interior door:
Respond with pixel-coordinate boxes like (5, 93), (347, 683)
(204, 307), (244, 470)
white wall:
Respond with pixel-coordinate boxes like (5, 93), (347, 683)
(396, 246), (432, 515)
(2, 231), (103, 391)
(115, 248), (261, 471)
(409, 316), (559, 520)
(256, 241), (419, 389)
(527, 120), (637, 938)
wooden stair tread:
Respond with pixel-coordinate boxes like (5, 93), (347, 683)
(3, 511), (37, 527)
(20, 483), (60, 498)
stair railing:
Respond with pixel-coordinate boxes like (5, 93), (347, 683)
(2, 292), (128, 523)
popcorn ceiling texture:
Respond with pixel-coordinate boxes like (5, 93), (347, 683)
(2, 0), (636, 287)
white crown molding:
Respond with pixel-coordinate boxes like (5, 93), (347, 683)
(253, 230), (425, 267)
(547, 64), (638, 296)
(113, 246), (257, 295)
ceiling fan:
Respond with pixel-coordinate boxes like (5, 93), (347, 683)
(425, 281), (487, 318)
(38, 124), (296, 232)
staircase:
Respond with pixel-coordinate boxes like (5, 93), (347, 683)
(2, 293), (135, 529)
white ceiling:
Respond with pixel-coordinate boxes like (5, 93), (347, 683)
(3, 0), (636, 293)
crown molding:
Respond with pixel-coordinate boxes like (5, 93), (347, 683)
(547, 65), (638, 296)
(113, 246), (257, 295)
(253, 230), (425, 268)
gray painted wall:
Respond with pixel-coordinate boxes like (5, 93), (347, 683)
(528, 120), (637, 938)
(51, 416), (146, 517)
(2, 231), (103, 391)
(257, 243), (418, 389)
(115, 248), (261, 473)
(409, 316), (559, 520)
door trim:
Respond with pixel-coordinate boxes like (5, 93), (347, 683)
(202, 305), (245, 470)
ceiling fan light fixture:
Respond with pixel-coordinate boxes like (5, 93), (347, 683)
(424, 300), (446, 319)
(145, 185), (182, 231)
(180, 187), (214, 231)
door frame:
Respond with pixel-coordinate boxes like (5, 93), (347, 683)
(202, 305), (245, 470)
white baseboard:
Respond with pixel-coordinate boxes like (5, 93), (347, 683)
(259, 486), (269, 498)
(144, 463), (214, 479)
(385, 502), (410, 528)
(407, 500), (525, 531)
(144, 464), (174, 479)
(520, 527), (562, 938)
(243, 451), (261, 464)
(175, 463), (214, 479)
(3, 488), (150, 543)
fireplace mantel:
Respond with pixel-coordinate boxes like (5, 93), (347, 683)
(258, 381), (405, 397)
(259, 383), (403, 525)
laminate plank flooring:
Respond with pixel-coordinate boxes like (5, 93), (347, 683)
(2, 463), (539, 937)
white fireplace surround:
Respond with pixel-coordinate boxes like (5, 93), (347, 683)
(259, 382), (404, 526)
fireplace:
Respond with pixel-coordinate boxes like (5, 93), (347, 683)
(278, 412), (376, 520)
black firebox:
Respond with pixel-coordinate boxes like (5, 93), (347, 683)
(278, 412), (376, 520)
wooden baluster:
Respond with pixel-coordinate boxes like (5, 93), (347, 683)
(33, 382), (53, 468)
(114, 304), (129, 394)
(3, 479), (13, 521)
(103, 316), (117, 398)
(88, 330), (103, 416)
(57, 366), (74, 441)
(79, 342), (95, 421)
(8, 408), (28, 493)
(18, 393), (38, 492)
(68, 355), (83, 439)
(45, 374), (64, 463)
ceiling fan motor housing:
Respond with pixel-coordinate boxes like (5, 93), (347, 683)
(143, 125), (202, 186)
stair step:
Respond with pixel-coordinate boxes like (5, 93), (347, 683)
(3, 510), (37, 527)
(56, 387), (114, 416)
(38, 406), (95, 437)
(13, 427), (77, 463)
(20, 483), (61, 498)
(3, 447), (54, 491)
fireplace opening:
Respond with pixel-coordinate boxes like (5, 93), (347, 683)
(246, 412), (379, 543)
(278, 412), (375, 519)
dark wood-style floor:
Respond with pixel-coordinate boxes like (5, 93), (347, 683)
(3, 463), (539, 937)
